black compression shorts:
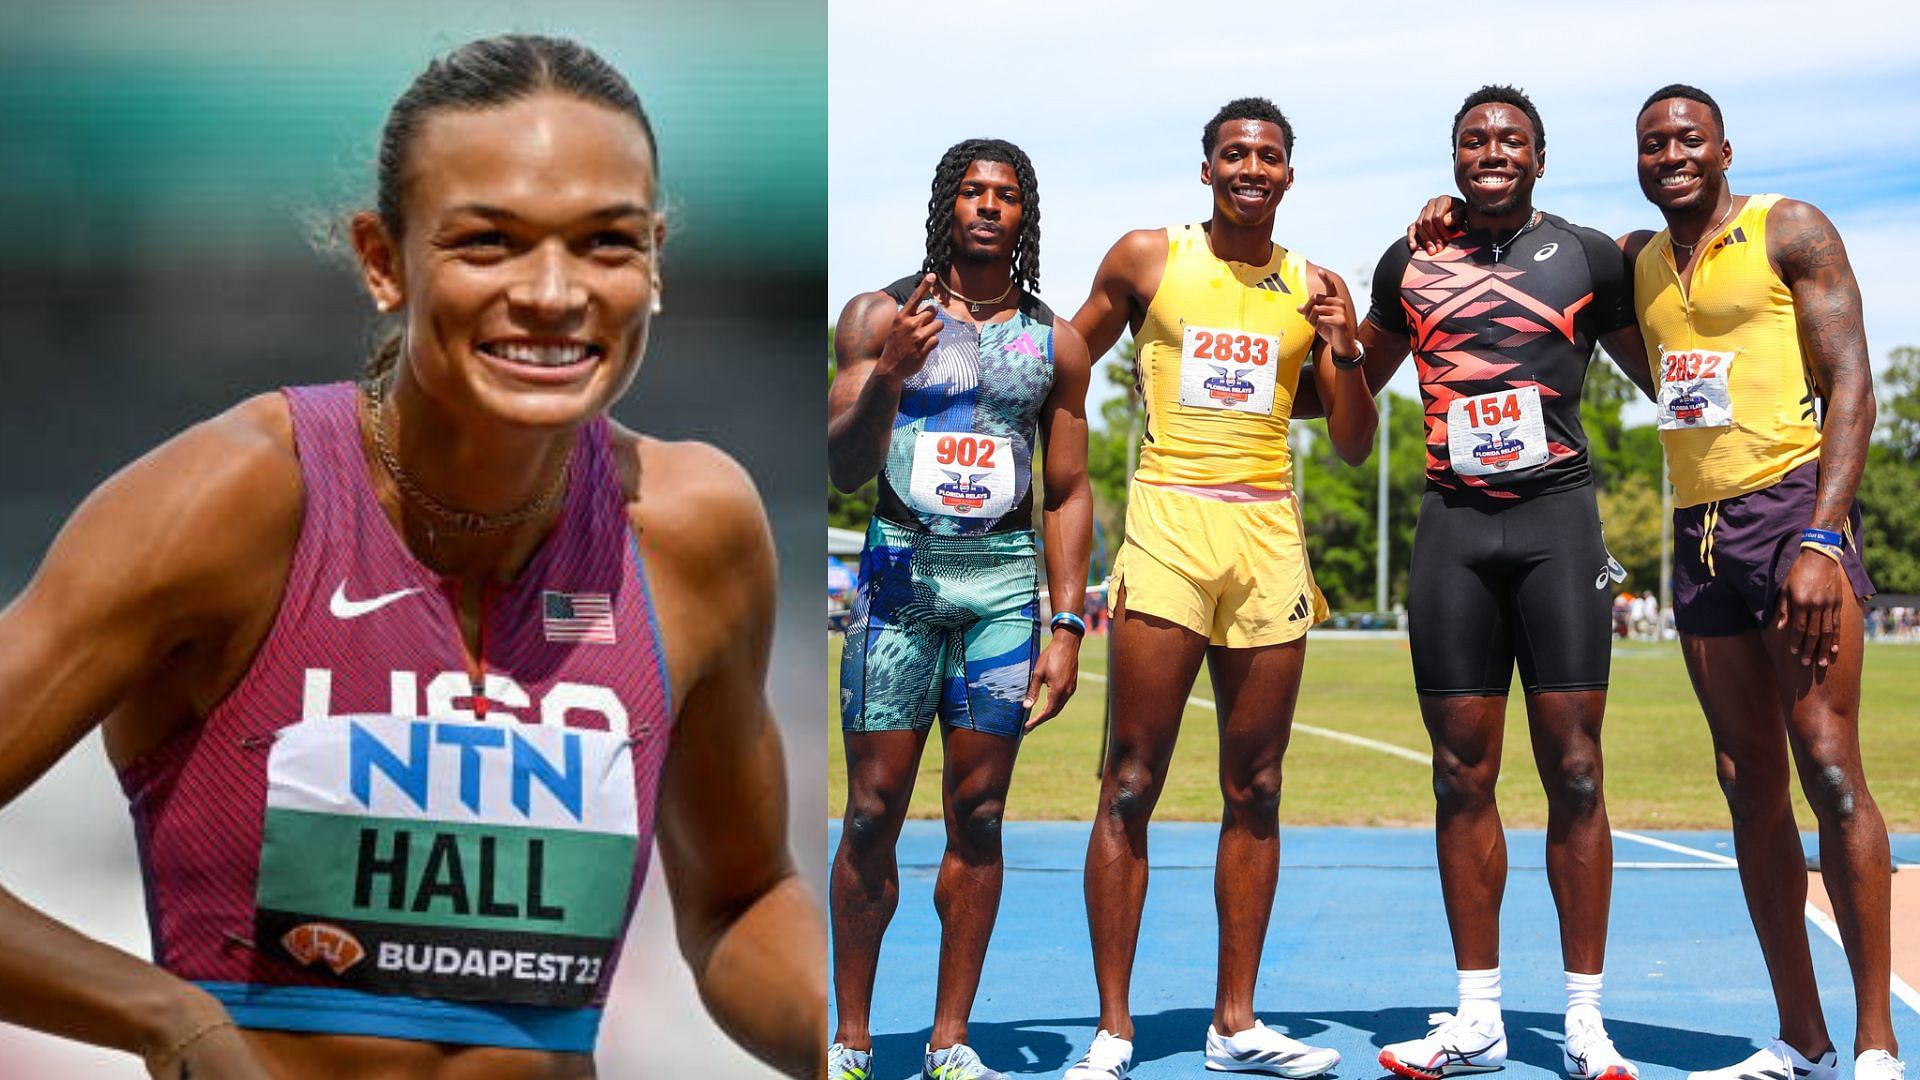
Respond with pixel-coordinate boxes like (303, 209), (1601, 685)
(1408, 484), (1615, 695)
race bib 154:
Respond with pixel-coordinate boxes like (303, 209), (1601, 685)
(1445, 386), (1549, 478)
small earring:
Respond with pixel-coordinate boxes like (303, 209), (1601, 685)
(649, 282), (663, 316)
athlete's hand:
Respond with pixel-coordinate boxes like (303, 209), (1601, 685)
(1299, 289), (1358, 359)
(1023, 631), (1081, 730)
(1407, 195), (1465, 255)
(147, 1022), (272, 1080)
(876, 273), (942, 382)
(1774, 549), (1848, 667)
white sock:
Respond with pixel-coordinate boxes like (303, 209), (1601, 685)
(1566, 970), (1603, 1017)
(1458, 967), (1501, 1023)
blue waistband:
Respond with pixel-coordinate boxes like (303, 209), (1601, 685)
(198, 982), (601, 1053)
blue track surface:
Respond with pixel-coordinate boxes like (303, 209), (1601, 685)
(828, 822), (1920, 1080)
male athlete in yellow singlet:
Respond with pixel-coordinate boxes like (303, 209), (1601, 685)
(1615, 84), (1903, 1080)
(1061, 97), (1377, 1080)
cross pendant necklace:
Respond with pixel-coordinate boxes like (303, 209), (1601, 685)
(1490, 210), (1540, 263)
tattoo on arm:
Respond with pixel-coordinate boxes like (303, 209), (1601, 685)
(827, 298), (905, 490)
(1777, 203), (1874, 532)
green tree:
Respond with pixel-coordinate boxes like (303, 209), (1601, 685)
(1294, 390), (1425, 610)
(1087, 337), (1140, 508)
(1878, 345), (1920, 456)
(1860, 345), (1920, 592)
(1081, 337), (1142, 576)
(1582, 351), (1665, 493)
(1598, 481), (1661, 594)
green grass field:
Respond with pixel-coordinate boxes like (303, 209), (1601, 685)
(827, 635), (1920, 830)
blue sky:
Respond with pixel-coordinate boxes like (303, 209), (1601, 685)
(829, 0), (1920, 426)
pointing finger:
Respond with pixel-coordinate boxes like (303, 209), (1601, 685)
(903, 272), (936, 313)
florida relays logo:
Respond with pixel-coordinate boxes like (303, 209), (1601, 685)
(1472, 427), (1526, 469)
(936, 471), (992, 511)
(1203, 364), (1256, 404)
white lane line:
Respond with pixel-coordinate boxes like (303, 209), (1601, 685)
(1612, 829), (1739, 867)
(1085, 668), (1920, 1017)
(1080, 671), (1431, 764)
(1614, 830), (1920, 1019)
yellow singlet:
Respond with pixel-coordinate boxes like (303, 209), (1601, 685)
(1633, 193), (1822, 508)
(1133, 223), (1316, 489)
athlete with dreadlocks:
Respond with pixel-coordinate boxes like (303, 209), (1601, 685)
(826, 138), (1092, 1080)
(1064, 97), (1376, 1080)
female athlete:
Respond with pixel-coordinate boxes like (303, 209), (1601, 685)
(0, 34), (822, 1080)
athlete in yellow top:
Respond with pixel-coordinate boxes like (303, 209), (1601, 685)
(1614, 84), (1901, 1080)
(1631, 189), (1823, 509)
(1060, 97), (1376, 1080)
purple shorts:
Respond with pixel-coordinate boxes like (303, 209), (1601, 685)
(1671, 461), (1874, 637)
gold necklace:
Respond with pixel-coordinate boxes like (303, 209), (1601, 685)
(1672, 197), (1737, 256)
(943, 276), (1015, 315)
(362, 378), (572, 535)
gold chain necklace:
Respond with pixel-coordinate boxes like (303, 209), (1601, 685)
(943, 276), (1015, 315)
(1672, 197), (1737, 257)
(362, 378), (572, 534)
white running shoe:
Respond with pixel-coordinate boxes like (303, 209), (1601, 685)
(1684, 1038), (1838, 1080)
(923, 1043), (1007, 1080)
(1855, 1050), (1906, 1080)
(829, 1043), (873, 1080)
(1561, 1010), (1639, 1079)
(1205, 1020), (1342, 1076)
(1064, 1030), (1134, 1080)
(1380, 1011), (1509, 1080)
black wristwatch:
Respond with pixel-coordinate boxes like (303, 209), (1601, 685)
(1330, 342), (1367, 370)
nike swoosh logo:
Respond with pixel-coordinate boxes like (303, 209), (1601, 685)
(329, 581), (423, 619)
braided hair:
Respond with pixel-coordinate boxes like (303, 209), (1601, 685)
(920, 139), (1040, 296)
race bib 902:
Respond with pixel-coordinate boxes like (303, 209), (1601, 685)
(1446, 386), (1549, 478)
(1178, 326), (1282, 414)
(1657, 347), (1737, 430)
(907, 431), (1016, 519)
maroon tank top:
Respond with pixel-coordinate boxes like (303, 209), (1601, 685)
(116, 383), (674, 1051)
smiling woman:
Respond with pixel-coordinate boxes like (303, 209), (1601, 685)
(0, 34), (822, 1080)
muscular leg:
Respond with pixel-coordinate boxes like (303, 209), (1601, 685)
(1680, 631), (1830, 1058)
(929, 727), (1022, 1048)
(1084, 609), (1208, 1040)
(1762, 593), (1897, 1057)
(1208, 638), (1307, 1034)
(1522, 690), (1612, 974)
(1422, 694), (1509, 971)
(831, 728), (932, 1049)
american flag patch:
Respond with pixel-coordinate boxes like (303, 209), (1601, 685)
(542, 590), (616, 644)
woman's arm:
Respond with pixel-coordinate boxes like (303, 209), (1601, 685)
(0, 396), (298, 1076)
(634, 438), (824, 1079)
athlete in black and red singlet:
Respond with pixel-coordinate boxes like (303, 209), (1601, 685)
(1354, 86), (1647, 1080)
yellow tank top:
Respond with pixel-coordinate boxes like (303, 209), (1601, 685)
(1133, 223), (1315, 489)
(1633, 194), (1822, 507)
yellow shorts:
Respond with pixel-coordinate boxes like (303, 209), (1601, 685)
(1110, 480), (1328, 648)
